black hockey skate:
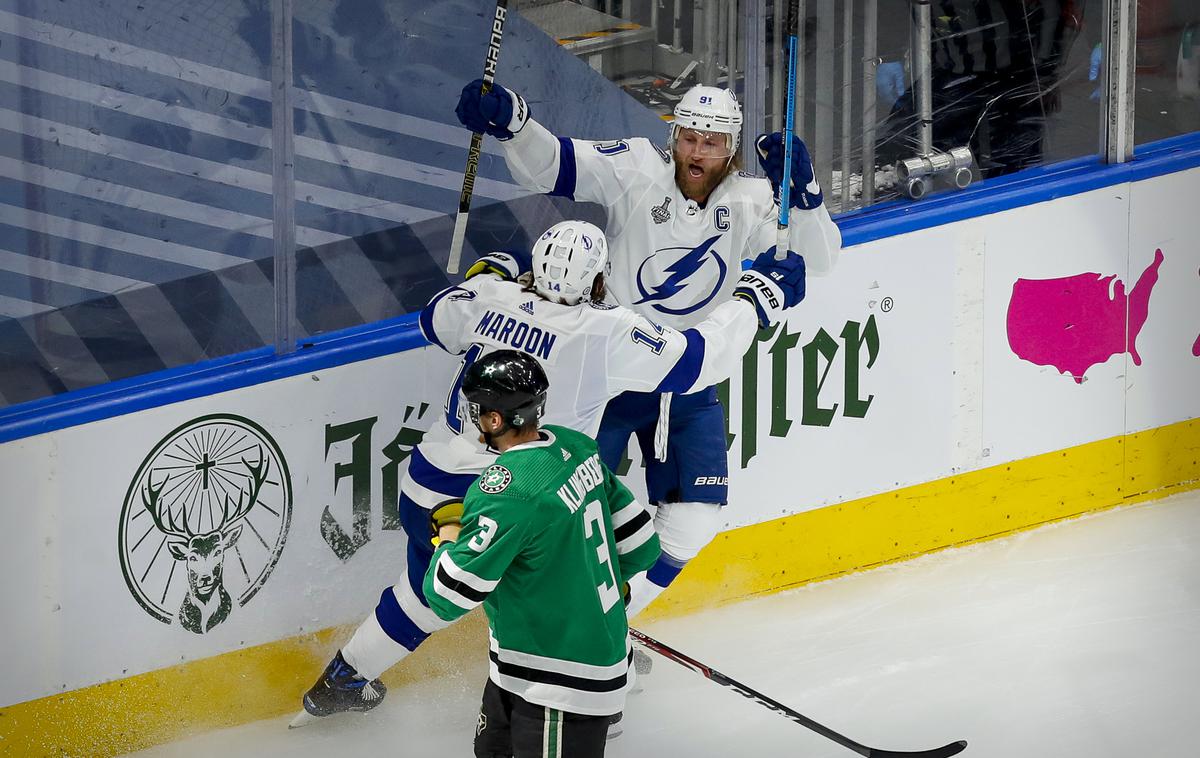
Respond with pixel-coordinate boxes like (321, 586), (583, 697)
(295, 651), (387, 724)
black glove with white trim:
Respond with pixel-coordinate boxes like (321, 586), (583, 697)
(734, 249), (806, 327)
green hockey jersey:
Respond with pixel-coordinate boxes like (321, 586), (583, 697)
(423, 425), (660, 716)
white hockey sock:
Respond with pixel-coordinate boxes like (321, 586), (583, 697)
(625, 569), (674, 619)
(341, 610), (410, 682)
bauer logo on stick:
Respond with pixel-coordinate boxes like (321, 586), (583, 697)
(485, 7), (507, 78)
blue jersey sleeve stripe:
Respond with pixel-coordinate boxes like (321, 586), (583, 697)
(418, 286), (462, 352)
(550, 137), (577, 200)
(408, 446), (483, 497)
(375, 586), (429, 649)
(655, 328), (706, 393)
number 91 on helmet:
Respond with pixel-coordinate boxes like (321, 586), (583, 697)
(669, 85), (743, 159)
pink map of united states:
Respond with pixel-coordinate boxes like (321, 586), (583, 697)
(1006, 249), (1165, 383)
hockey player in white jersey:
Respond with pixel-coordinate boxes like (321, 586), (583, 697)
(294, 219), (806, 724)
(455, 80), (842, 617)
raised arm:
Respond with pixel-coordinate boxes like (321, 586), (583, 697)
(751, 132), (842, 275)
(455, 79), (651, 207)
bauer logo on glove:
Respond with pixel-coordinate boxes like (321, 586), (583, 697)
(737, 272), (781, 308)
(733, 249), (806, 328)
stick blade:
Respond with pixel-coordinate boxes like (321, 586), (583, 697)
(869, 740), (968, 758)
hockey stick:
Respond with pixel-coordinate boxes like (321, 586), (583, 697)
(628, 628), (967, 758)
(774, 0), (800, 261)
(447, 0), (511, 275)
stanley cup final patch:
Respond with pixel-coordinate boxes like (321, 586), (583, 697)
(479, 465), (512, 494)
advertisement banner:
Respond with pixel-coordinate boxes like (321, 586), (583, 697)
(2, 169), (1198, 708)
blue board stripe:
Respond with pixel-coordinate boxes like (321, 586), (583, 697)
(839, 132), (1200, 248)
(1, 132), (1198, 443)
(0, 312), (427, 443)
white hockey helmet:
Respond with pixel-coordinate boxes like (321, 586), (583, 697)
(532, 220), (610, 306)
(670, 85), (743, 157)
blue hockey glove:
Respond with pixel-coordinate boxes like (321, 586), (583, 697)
(455, 79), (530, 141)
(755, 132), (823, 210)
(464, 249), (532, 282)
(734, 249), (806, 327)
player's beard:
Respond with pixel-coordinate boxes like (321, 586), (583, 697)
(674, 156), (728, 204)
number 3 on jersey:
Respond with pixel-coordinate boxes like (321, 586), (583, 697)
(468, 515), (498, 553)
(583, 501), (621, 612)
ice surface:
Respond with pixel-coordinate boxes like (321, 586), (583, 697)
(127, 490), (1200, 758)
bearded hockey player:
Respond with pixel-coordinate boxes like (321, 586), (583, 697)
(455, 80), (842, 617)
(293, 219), (805, 725)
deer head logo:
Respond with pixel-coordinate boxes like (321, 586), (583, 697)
(141, 455), (270, 633)
(119, 415), (292, 633)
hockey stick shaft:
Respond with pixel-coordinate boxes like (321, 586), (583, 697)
(775, 0), (800, 260)
(628, 628), (967, 758)
(447, 0), (511, 275)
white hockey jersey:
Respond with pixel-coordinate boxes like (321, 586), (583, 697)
(411, 274), (760, 485)
(501, 119), (842, 331)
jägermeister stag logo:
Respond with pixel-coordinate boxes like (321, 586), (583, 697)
(119, 414), (292, 634)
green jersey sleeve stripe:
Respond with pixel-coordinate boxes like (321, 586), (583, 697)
(439, 549), (501, 594)
(430, 552), (493, 611)
(435, 561), (488, 605)
(612, 505), (651, 543)
(615, 519), (656, 555)
(395, 568), (448, 630)
(432, 570), (482, 612)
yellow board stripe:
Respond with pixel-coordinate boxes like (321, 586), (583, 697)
(2, 419), (1197, 756)
(637, 416), (1200, 622)
(556, 23), (641, 45)
(0, 611), (490, 758)
(0, 626), (343, 758)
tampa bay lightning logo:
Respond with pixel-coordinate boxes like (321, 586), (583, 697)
(633, 235), (728, 316)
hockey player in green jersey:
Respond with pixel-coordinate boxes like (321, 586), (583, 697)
(426, 349), (659, 758)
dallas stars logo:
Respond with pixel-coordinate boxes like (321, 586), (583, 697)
(479, 464), (512, 494)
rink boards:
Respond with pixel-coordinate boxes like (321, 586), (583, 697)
(1, 166), (1199, 756)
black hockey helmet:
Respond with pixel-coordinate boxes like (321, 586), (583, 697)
(462, 350), (549, 431)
